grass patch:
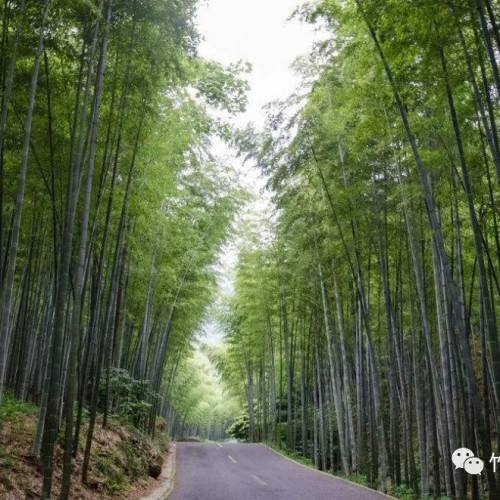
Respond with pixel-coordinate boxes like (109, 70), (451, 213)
(389, 483), (417, 500)
(0, 444), (18, 471)
(154, 430), (169, 453)
(387, 485), (447, 500)
(342, 473), (368, 486)
(263, 441), (317, 469)
(0, 392), (38, 422)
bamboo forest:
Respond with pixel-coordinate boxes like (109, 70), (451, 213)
(2, 0), (500, 499)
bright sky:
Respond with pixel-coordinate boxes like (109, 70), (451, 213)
(197, 0), (320, 130)
(195, 0), (322, 345)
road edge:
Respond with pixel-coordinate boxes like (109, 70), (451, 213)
(140, 442), (177, 500)
(259, 443), (397, 500)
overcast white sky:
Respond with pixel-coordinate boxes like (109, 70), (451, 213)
(195, 0), (321, 344)
(197, 0), (320, 130)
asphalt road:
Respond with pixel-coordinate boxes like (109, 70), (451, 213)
(168, 442), (392, 500)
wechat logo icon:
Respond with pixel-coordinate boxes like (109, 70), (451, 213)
(452, 448), (484, 475)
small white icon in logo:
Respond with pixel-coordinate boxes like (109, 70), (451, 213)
(452, 448), (484, 475)
(464, 457), (484, 475)
(452, 448), (475, 470)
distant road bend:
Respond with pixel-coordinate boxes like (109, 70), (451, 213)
(169, 442), (392, 500)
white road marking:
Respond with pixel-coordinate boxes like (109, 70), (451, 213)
(251, 474), (267, 486)
(217, 443), (223, 448)
(228, 455), (238, 464)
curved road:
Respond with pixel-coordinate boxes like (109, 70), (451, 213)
(168, 442), (393, 500)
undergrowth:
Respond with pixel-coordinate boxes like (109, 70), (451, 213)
(0, 393), (169, 498)
(0, 391), (38, 421)
(263, 441), (317, 469)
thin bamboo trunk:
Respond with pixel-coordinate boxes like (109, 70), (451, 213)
(318, 263), (349, 474)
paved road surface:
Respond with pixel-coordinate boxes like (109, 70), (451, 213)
(169, 442), (392, 500)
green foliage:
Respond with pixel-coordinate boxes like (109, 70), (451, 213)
(266, 443), (316, 469)
(390, 484), (419, 500)
(153, 429), (169, 453)
(98, 368), (156, 429)
(167, 349), (241, 440)
(118, 439), (148, 481)
(94, 454), (128, 494)
(213, 1), (500, 499)
(8, 0), (500, 498)
(344, 474), (368, 487)
(0, 445), (17, 472)
(192, 59), (251, 113)
(226, 412), (249, 441)
(0, 393), (38, 422)
(0, 0), (251, 496)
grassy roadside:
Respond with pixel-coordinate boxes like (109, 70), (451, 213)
(0, 392), (168, 499)
(261, 442), (443, 500)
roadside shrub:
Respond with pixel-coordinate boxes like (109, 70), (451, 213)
(226, 412), (249, 441)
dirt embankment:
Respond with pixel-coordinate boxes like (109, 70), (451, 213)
(0, 402), (169, 500)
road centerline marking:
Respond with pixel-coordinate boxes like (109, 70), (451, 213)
(228, 455), (237, 464)
(251, 474), (267, 486)
(217, 443), (223, 448)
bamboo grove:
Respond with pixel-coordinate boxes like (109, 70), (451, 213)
(164, 346), (240, 442)
(219, 0), (500, 498)
(0, 0), (247, 499)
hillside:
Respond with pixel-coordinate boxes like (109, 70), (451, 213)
(0, 394), (168, 500)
